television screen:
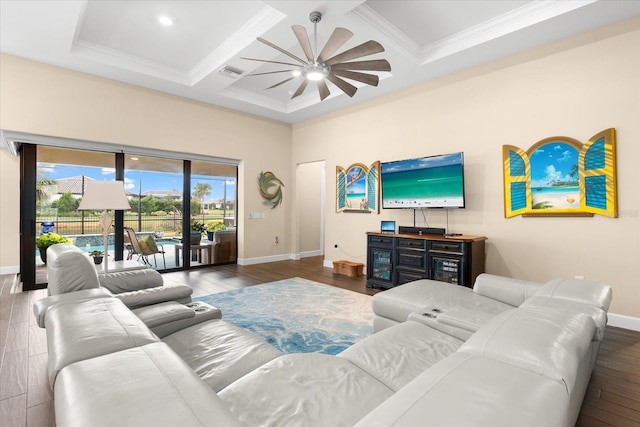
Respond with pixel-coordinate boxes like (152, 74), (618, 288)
(381, 152), (465, 209)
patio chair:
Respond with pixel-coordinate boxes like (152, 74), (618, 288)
(124, 227), (166, 269)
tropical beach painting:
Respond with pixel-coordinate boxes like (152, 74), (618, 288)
(502, 128), (618, 218)
(530, 142), (580, 210)
(336, 162), (380, 213)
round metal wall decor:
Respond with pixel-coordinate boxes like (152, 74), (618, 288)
(258, 171), (284, 209)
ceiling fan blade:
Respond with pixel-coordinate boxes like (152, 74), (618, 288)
(246, 70), (299, 76)
(257, 37), (307, 65)
(332, 69), (379, 86)
(325, 40), (385, 66)
(292, 25), (314, 62)
(266, 77), (296, 89)
(317, 27), (353, 63)
(241, 57), (303, 67)
(291, 79), (309, 99)
(331, 59), (391, 72)
(326, 74), (357, 98)
(317, 79), (330, 101)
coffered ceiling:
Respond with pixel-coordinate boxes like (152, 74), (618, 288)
(1, 1), (639, 124)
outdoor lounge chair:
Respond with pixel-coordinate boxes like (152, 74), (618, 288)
(124, 227), (166, 269)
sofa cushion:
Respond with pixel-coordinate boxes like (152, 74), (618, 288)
(162, 319), (282, 392)
(219, 353), (394, 427)
(54, 342), (244, 427)
(354, 352), (570, 427)
(339, 321), (462, 391)
(472, 273), (541, 306)
(522, 295), (608, 341)
(45, 297), (158, 386)
(46, 243), (100, 295)
(536, 278), (612, 311)
(459, 306), (596, 394)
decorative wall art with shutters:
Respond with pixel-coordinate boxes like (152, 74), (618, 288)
(336, 162), (380, 213)
(502, 128), (617, 218)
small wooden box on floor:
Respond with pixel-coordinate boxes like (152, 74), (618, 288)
(333, 260), (364, 277)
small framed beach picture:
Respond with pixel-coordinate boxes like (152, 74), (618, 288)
(502, 128), (618, 218)
(336, 162), (380, 213)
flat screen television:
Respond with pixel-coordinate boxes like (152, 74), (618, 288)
(381, 152), (465, 209)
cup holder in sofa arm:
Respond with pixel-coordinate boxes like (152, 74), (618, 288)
(143, 301), (222, 338)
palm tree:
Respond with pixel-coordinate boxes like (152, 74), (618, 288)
(36, 176), (57, 208)
(193, 182), (212, 217)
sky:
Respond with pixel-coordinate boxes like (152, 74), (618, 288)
(38, 163), (235, 201)
(530, 142), (579, 188)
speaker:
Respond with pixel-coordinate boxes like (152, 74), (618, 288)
(398, 226), (445, 236)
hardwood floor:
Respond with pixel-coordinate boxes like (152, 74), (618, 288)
(0, 257), (638, 427)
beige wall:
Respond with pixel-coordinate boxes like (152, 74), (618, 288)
(296, 161), (324, 255)
(0, 54), (292, 266)
(1, 18), (639, 319)
(292, 19), (640, 318)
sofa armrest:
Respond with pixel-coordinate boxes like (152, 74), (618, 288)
(473, 274), (542, 307)
(113, 283), (193, 309)
(99, 269), (163, 293)
(33, 288), (113, 328)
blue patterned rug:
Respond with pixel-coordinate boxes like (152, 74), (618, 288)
(194, 277), (373, 355)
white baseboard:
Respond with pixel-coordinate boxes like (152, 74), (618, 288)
(299, 250), (323, 259)
(237, 254), (295, 266)
(607, 313), (640, 332)
(0, 265), (19, 275)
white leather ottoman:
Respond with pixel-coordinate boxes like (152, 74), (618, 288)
(372, 279), (512, 332)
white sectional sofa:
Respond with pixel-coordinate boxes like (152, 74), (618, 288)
(35, 268), (611, 427)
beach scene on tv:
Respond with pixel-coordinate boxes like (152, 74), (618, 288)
(381, 153), (465, 208)
(530, 142), (580, 209)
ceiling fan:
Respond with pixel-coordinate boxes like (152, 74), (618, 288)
(242, 11), (391, 101)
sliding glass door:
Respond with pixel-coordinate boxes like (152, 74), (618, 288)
(20, 142), (239, 289)
(124, 155), (184, 270)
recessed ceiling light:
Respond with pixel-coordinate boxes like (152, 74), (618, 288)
(130, 157), (139, 161)
(158, 16), (173, 26)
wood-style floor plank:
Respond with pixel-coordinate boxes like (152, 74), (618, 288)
(0, 349), (28, 400)
(0, 394), (26, 427)
(0, 257), (639, 427)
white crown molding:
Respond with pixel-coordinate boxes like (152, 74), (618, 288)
(220, 86), (289, 113)
(70, 5), (286, 87)
(351, 4), (422, 61)
(189, 6), (286, 84)
(353, 1), (598, 66)
(71, 40), (193, 85)
(419, 0), (598, 65)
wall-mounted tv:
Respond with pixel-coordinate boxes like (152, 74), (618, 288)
(381, 152), (465, 209)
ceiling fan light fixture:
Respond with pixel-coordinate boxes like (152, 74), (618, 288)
(303, 63), (328, 81)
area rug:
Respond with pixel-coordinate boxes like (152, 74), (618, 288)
(194, 277), (373, 355)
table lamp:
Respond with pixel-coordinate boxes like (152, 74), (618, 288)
(77, 181), (130, 274)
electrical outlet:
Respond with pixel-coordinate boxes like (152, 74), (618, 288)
(274, 236), (279, 245)
(334, 244), (338, 250)
(574, 275), (584, 280)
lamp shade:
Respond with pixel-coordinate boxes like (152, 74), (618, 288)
(77, 181), (131, 210)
